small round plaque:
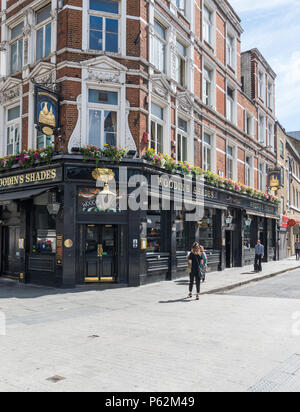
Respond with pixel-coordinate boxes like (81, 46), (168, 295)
(64, 239), (73, 248)
(42, 126), (54, 136)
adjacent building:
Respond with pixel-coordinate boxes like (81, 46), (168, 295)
(0, 0), (279, 287)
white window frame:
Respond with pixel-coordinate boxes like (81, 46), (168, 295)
(202, 58), (216, 109)
(6, 104), (21, 156)
(176, 0), (186, 16)
(202, 129), (216, 173)
(34, 4), (52, 62)
(9, 22), (24, 74)
(88, 0), (121, 54)
(267, 120), (275, 151)
(258, 113), (266, 145)
(258, 162), (265, 192)
(245, 111), (255, 137)
(245, 154), (254, 187)
(267, 78), (274, 110)
(258, 68), (265, 101)
(152, 19), (167, 74)
(202, 1), (216, 50)
(226, 82), (237, 124)
(87, 88), (120, 149)
(176, 38), (187, 88)
(226, 26), (237, 72)
(177, 115), (190, 162)
(36, 129), (54, 150)
(150, 101), (165, 154)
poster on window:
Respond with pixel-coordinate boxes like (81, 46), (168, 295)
(35, 86), (59, 136)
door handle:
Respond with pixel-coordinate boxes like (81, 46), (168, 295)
(97, 244), (103, 258)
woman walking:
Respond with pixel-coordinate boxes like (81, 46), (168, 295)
(188, 242), (204, 300)
(199, 245), (207, 283)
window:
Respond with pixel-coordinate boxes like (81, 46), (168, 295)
(280, 141), (284, 157)
(88, 89), (118, 148)
(245, 112), (254, 136)
(147, 213), (161, 252)
(36, 4), (52, 60)
(153, 20), (167, 73)
(198, 208), (216, 250)
(176, 0), (186, 15)
(245, 156), (252, 186)
(203, 5), (213, 45)
(176, 40), (187, 87)
(37, 130), (54, 149)
(259, 115), (265, 144)
(177, 117), (188, 162)
(226, 86), (234, 122)
(150, 102), (164, 153)
(203, 132), (212, 171)
(258, 163), (265, 191)
(226, 145), (234, 179)
(32, 193), (56, 256)
(10, 22), (24, 74)
(258, 71), (264, 100)
(226, 34), (234, 68)
(89, 0), (119, 53)
(6, 106), (21, 155)
(203, 66), (213, 106)
(267, 81), (273, 110)
(268, 122), (274, 150)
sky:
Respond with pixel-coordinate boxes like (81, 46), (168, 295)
(230, 0), (300, 132)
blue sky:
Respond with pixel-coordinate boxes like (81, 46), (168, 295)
(230, 0), (300, 132)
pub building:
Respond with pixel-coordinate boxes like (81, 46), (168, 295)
(0, 154), (279, 288)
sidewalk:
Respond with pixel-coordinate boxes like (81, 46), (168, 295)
(197, 256), (300, 295)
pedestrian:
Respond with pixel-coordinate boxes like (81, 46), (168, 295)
(254, 240), (264, 273)
(199, 245), (208, 282)
(295, 241), (300, 260)
(188, 242), (204, 300)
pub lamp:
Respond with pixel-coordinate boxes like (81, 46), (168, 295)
(225, 215), (233, 225)
(47, 202), (61, 215)
(96, 183), (116, 211)
(127, 150), (137, 158)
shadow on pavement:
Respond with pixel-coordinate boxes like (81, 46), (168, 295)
(159, 297), (193, 304)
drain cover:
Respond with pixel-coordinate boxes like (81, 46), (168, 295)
(47, 375), (66, 383)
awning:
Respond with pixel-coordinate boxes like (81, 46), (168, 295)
(246, 209), (280, 220)
(0, 187), (54, 203)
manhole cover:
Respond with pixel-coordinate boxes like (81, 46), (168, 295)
(46, 375), (66, 383)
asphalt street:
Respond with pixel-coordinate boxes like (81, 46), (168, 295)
(0, 269), (300, 392)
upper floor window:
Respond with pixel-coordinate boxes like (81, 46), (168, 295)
(89, 0), (120, 53)
(151, 102), (164, 153)
(267, 122), (274, 150)
(258, 71), (264, 100)
(280, 140), (284, 158)
(37, 130), (54, 150)
(258, 163), (265, 191)
(226, 145), (234, 180)
(245, 112), (254, 136)
(177, 117), (188, 162)
(176, 0), (186, 15)
(88, 89), (119, 148)
(267, 81), (273, 110)
(245, 156), (252, 186)
(153, 20), (167, 73)
(226, 34), (234, 69)
(226, 86), (235, 123)
(259, 115), (265, 144)
(203, 6), (212, 45)
(10, 22), (24, 74)
(203, 66), (213, 106)
(176, 40), (187, 87)
(36, 4), (52, 61)
(203, 132), (212, 171)
(6, 106), (21, 155)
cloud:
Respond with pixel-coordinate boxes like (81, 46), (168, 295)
(230, 0), (295, 13)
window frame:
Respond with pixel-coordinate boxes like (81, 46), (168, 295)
(203, 130), (215, 172)
(152, 19), (167, 74)
(176, 38), (187, 88)
(202, 3), (214, 47)
(150, 101), (165, 154)
(258, 113), (266, 145)
(226, 30), (236, 71)
(9, 22), (24, 74)
(87, 88), (120, 149)
(6, 105), (21, 156)
(177, 116), (189, 162)
(88, 0), (121, 54)
(245, 155), (253, 187)
(258, 69), (265, 101)
(226, 84), (236, 124)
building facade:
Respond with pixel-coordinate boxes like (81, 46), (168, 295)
(0, 0), (279, 287)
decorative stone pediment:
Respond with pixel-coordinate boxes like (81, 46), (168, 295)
(0, 77), (22, 104)
(82, 55), (127, 84)
(151, 75), (172, 100)
(29, 62), (56, 88)
(177, 92), (194, 114)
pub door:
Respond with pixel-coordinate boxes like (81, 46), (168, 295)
(225, 231), (233, 268)
(84, 225), (118, 283)
(2, 226), (21, 276)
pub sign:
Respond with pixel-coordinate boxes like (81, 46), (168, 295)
(267, 169), (281, 192)
(35, 86), (59, 136)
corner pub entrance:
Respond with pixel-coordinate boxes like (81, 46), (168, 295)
(0, 156), (279, 288)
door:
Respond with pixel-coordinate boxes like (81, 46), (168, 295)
(84, 225), (118, 283)
(225, 231), (233, 268)
(2, 226), (21, 276)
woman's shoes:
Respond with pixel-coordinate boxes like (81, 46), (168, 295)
(188, 292), (193, 298)
(196, 294), (200, 300)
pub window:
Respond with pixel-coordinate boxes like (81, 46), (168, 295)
(176, 211), (189, 251)
(153, 20), (167, 74)
(88, 89), (119, 148)
(198, 208), (215, 250)
(147, 213), (161, 253)
(10, 22), (24, 74)
(177, 117), (188, 162)
(150, 102), (164, 153)
(6, 106), (21, 155)
(89, 0), (120, 53)
(37, 130), (54, 149)
(32, 193), (56, 256)
(176, 40), (187, 87)
(35, 4), (52, 61)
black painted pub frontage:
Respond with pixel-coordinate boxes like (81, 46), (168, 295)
(0, 156), (279, 288)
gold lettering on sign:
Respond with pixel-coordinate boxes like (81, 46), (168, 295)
(0, 169), (58, 189)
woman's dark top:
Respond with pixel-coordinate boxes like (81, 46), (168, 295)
(188, 252), (203, 274)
